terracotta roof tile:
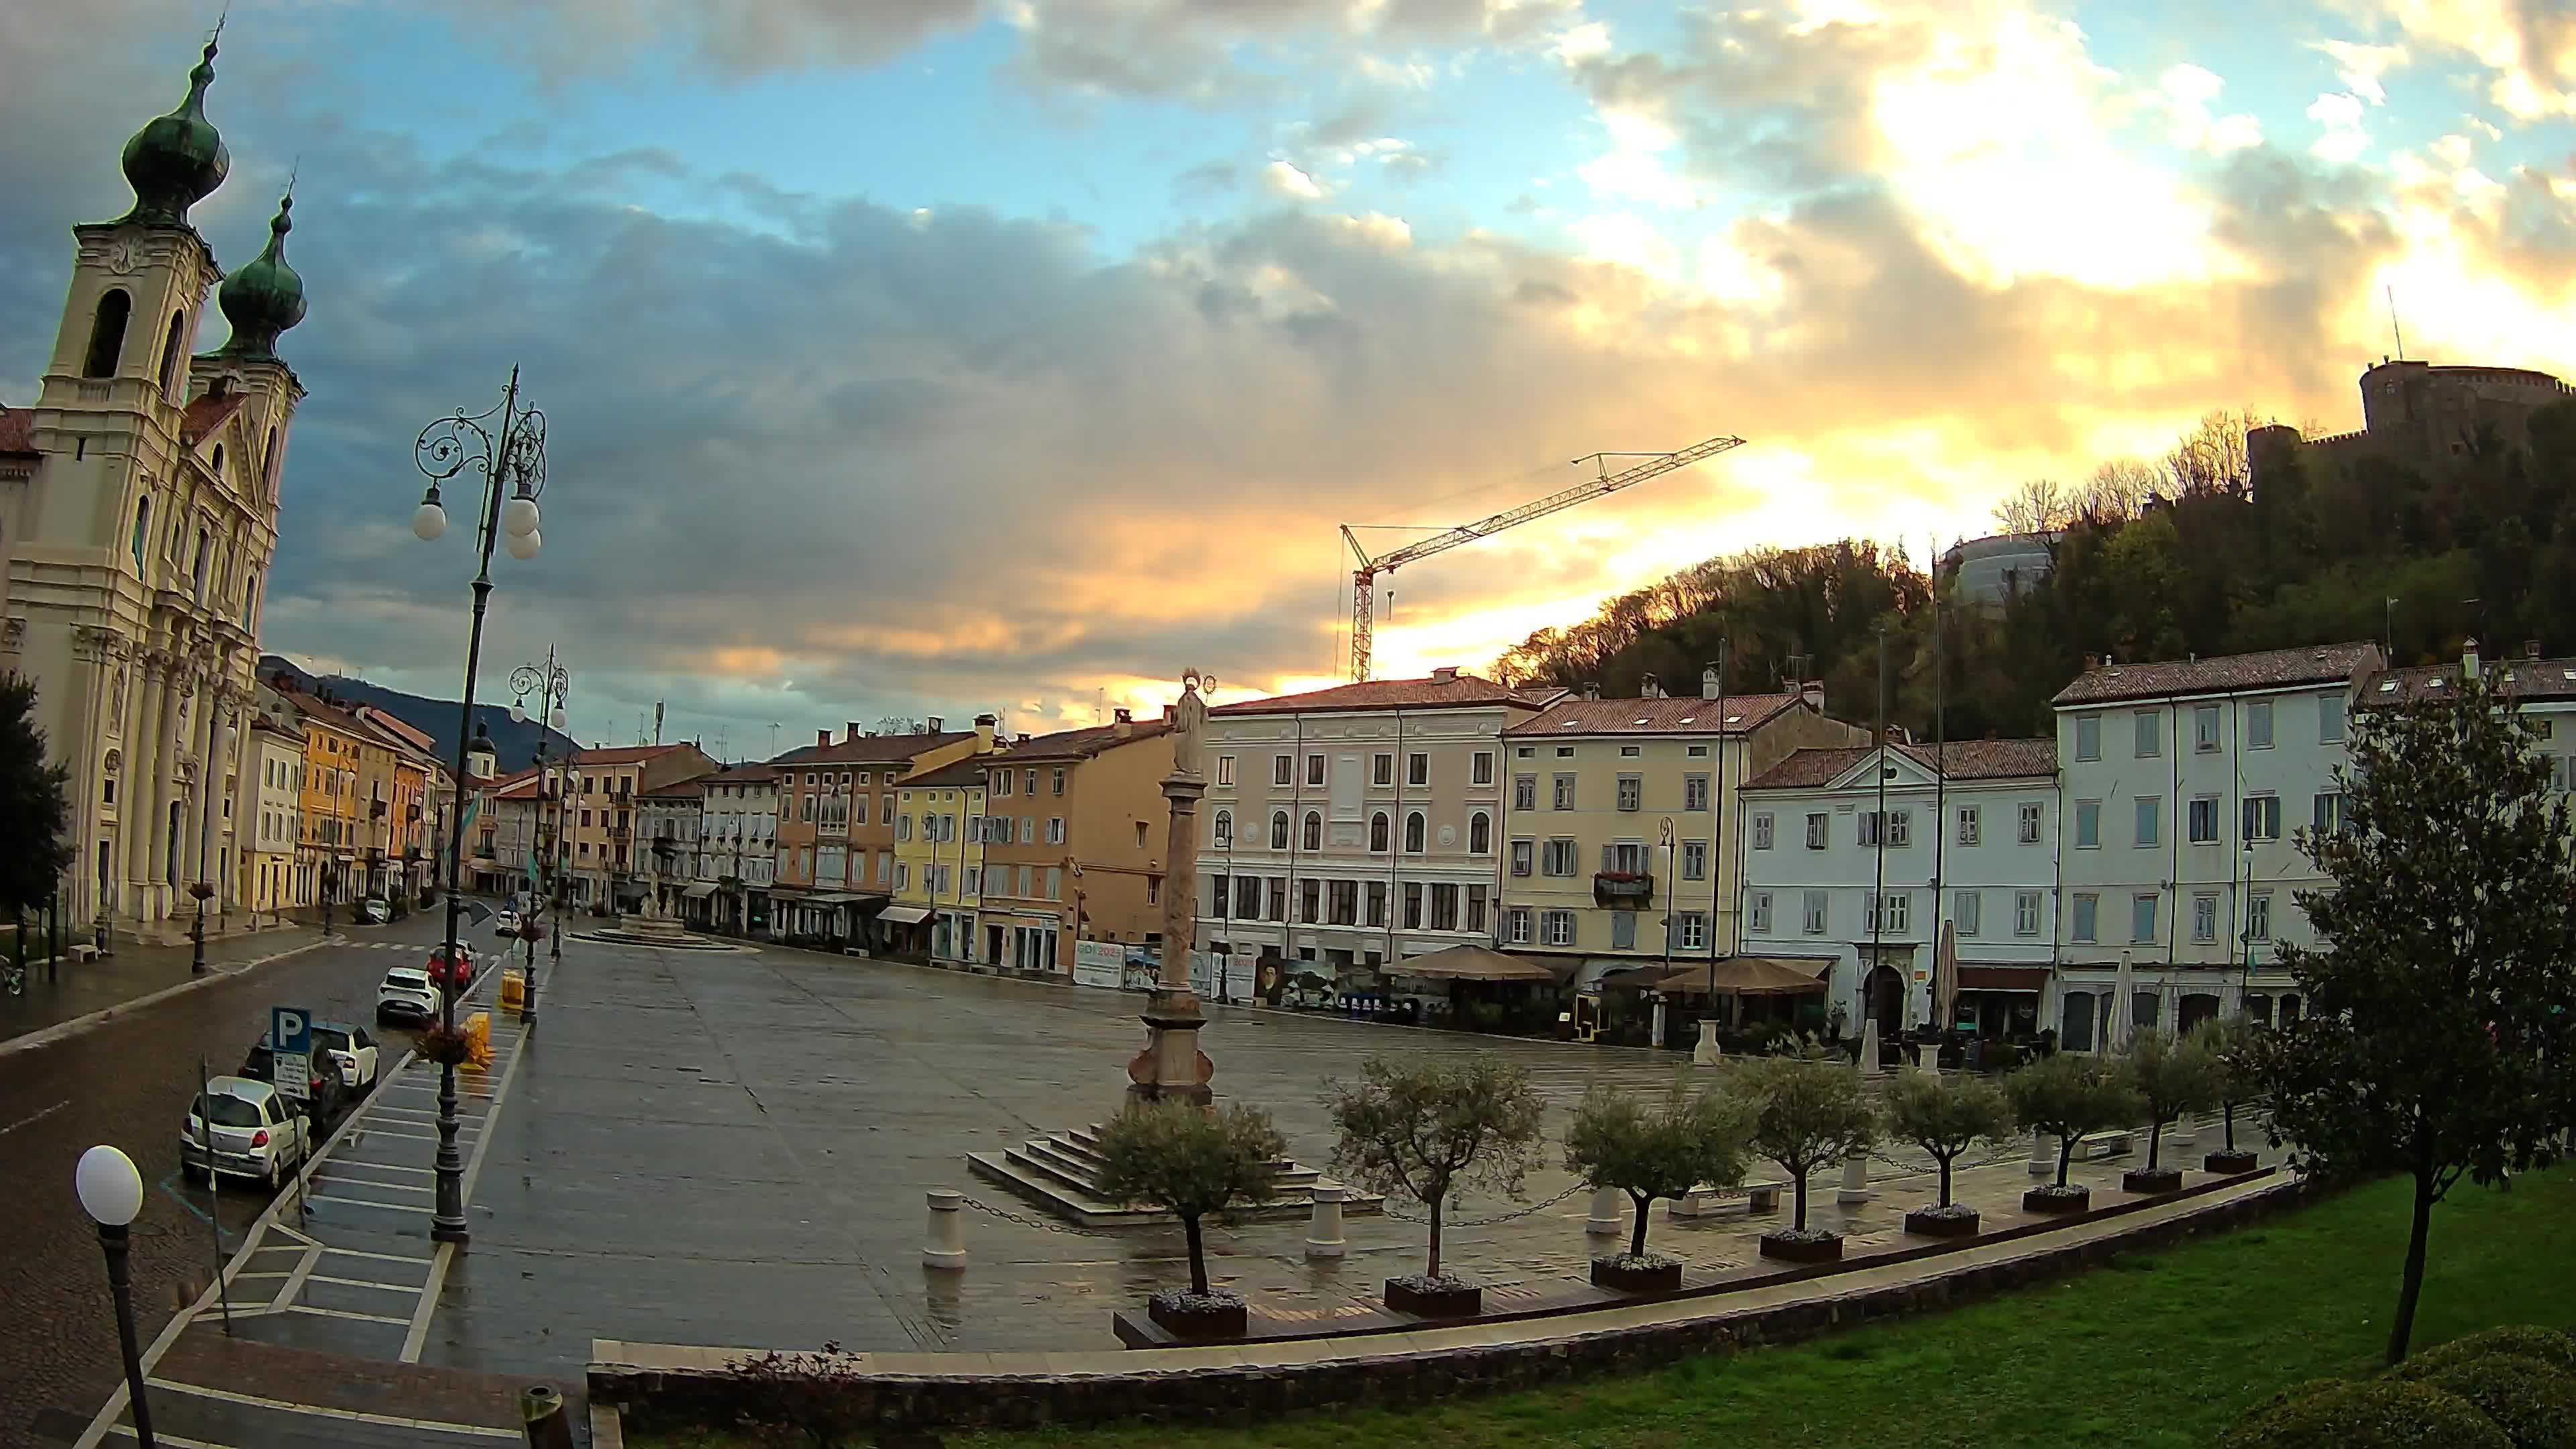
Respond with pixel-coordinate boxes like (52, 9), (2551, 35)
(768, 731), (975, 767)
(901, 757), (989, 790)
(278, 688), (366, 736)
(1210, 673), (1555, 716)
(0, 407), (34, 456)
(2363, 657), (2576, 706)
(2051, 643), (2381, 706)
(1743, 739), (2057, 791)
(989, 719), (1172, 762)
(1506, 692), (1803, 737)
(179, 391), (249, 447)
(566, 743), (694, 766)
(698, 762), (780, 784)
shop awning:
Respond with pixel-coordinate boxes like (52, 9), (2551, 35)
(879, 904), (932, 924)
(1648, 956), (1833, 996)
(1387, 945), (1563, 982)
(806, 892), (880, 906)
(1955, 965), (2050, 993)
(681, 882), (720, 900)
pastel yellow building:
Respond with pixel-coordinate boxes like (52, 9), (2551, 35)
(1497, 674), (1864, 967)
(272, 684), (368, 908)
(890, 756), (987, 961)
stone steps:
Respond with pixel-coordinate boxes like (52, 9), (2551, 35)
(967, 1125), (1376, 1228)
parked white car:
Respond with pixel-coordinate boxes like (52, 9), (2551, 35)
(179, 1075), (311, 1189)
(310, 1020), (380, 1090)
(376, 966), (439, 1027)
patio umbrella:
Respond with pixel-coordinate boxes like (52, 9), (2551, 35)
(2112, 950), (2135, 1052)
(1933, 920), (1960, 1035)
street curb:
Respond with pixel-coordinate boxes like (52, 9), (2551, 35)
(0, 935), (331, 1061)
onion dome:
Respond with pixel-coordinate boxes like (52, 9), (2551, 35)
(117, 38), (230, 228)
(217, 193), (305, 360)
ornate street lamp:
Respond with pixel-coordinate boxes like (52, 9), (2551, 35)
(75, 1145), (156, 1447)
(511, 649), (570, 1026)
(411, 367), (547, 1245)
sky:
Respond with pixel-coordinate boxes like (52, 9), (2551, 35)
(2, 0), (2573, 757)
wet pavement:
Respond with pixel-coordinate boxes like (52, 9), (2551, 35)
(0, 920), (325, 1046)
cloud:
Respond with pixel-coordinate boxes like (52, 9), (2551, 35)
(2306, 90), (2373, 164)
(2153, 64), (2265, 153)
(2312, 38), (2409, 104)
(1261, 159), (1330, 199)
(2345, 0), (2575, 119)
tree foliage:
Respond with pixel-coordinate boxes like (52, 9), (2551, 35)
(1731, 1044), (1878, 1232)
(1324, 1055), (1546, 1282)
(2259, 667), (2576, 1364)
(1883, 1069), (2014, 1208)
(1093, 1101), (1287, 1297)
(2006, 1053), (2144, 1189)
(1564, 1085), (1753, 1258)
(2122, 1028), (2226, 1172)
(0, 675), (74, 914)
(2190, 1016), (2266, 1155)
(1490, 398), (2576, 739)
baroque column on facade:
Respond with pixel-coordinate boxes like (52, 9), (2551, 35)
(149, 664), (192, 904)
(126, 653), (168, 900)
(179, 663), (217, 890)
(1128, 672), (1214, 1108)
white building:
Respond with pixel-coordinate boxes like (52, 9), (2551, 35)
(639, 775), (706, 915)
(2364, 643), (2576, 786)
(696, 761), (777, 932)
(1, 40), (309, 927)
(235, 710), (304, 914)
(2049, 642), (2383, 1047)
(1192, 670), (1554, 977)
(1738, 739), (2059, 1040)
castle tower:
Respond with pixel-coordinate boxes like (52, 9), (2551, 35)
(4, 34), (309, 929)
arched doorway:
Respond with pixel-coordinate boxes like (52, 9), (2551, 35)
(2060, 990), (2096, 1052)
(2180, 993), (2222, 1032)
(1864, 963), (1904, 1038)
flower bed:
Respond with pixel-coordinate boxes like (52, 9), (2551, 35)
(1758, 1228), (1844, 1264)
(1146, 1288), (1246, 1340)
(1385, 1275), (1482, 1318)
(1589, 1252), (1683, 1293)
(2123, 1166), (2185, 1194)
(1903, 1203), (1982, 1238)
(2205, 1149), (2260, 1175)
(2023, 1183), (2092, 1214)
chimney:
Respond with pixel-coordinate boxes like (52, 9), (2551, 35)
(1114, 707), (1134, 738)
(1582, 682), (1601, 702)
(817, 728), (831, 748)
(2082, 653), (2101, 674)
(1701, 667), (1721, 700)
(847, 722), (861, 742)
(2463, 637), (2481, 680)
(1640, 672), (1661, 698)
(1430, 665), (1460, 683)
(1801, 681), (1825, 713)
(1163, 703), (1178, 725)
(926, 716), (944, 734)
(974, 712), (997, 749)
(2526, 639), (2543, 661)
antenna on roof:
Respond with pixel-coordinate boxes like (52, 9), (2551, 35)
(2387, 284), (2406, 362)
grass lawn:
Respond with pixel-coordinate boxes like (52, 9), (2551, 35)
(641, 1167), (2576, 1449)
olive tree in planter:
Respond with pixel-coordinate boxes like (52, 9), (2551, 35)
(2006, 1051), (2143, 1214)
(1325, 1055), (1545, 1318)
(1091, 1099), (1286, 1340)
(1884, 1067), (2014, 1237)
(1564, 1085), (1752, 1291)
(1735, 1044), (1878, 1263)
(2193, 1017), (2264, 1174)
(2121, 1027), (2225, 1193)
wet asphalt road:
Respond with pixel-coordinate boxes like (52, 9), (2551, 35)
(0, 908), (521, 1448)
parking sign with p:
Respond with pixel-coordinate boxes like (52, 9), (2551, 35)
(272, 1005), (313, 1102)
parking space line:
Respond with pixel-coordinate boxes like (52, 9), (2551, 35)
(308, 1274), (416, 1293)
(317, 1177), (430, 1195)
(108, 1426), (234, 1448)
(324, 1161), (433, 1177)
(307, 1193), (424, 1213)
(271, 1248), (323, 1314)
(321, 1246), (435, 1265)
(283, 1303), (412, 1326)
(398, 1241), (457, 1364)
(141, 1381), (521, 1438)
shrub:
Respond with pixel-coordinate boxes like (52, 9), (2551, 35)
(1325, 1055), (1545, 1283)
(1883, 1068), (2012, 1209)
(2006, 1052), (2143, 1189)
(2218, 1379), (2512, 1449)
(1730, 1042), (1878, 1233)
(2392, 1326), (2576, 1381)
(1092, 1100), (1286, 1298)
(2121, 1027), (2226, 1172)
(2414, 1355), (2576, 1449)
(1564, 1085), (1752, 1258)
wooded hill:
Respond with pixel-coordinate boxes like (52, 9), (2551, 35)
(1492, 402), (2576, 741)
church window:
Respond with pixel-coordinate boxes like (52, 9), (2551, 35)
(129, 496), (150, 574)
(85, 290), (131, 378)
(158, 311), (187, 396)
(211, 443), (224, 479)
(263, 427), (279, 496)
(244, 570), (259, 625)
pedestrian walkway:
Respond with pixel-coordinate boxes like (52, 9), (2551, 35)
(0, 925), (323, 1048)
(69, 978), (570, 1448)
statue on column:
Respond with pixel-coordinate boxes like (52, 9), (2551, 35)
(1171, 669), (1212, 780)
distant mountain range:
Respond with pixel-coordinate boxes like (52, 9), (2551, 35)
(259, 655), (577, 773)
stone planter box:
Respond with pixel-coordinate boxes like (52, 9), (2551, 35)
(1146, 1291), (1246, 1340)
(1589, 1255), (1682, 1293)
(2122, 1167), (2184, 1195)
(2023, 1185), (2092, 1214)
(2204, 1149), (2260, 1175)
(1902, 1207), (1982, 1238)
(1385, 1277), (1482, 1318)
(1757, 1231), (1844, 1264)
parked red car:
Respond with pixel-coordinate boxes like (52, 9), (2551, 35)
(425, 945), (478, 993)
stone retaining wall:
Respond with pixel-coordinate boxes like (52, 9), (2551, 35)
(599, 1176), (2314, 1436)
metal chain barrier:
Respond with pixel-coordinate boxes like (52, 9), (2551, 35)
(1379, 1181), (1588, 1228)
(955, 1194), (1104, 1236)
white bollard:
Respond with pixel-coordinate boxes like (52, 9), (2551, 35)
(1693, 1018), (1721, 1065)
(1305, 1181), (1348, 1258)
(1859, 1018), (1882, 1075)
(1586, 1186), (1625, 1236)
(1835, 1153), (1872, 1206)
(2171, 1114), (2198, 1149)
(2029, 1128), (2057, 1177)
(923, 1189), (968, 1269)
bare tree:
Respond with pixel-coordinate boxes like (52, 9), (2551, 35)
(2162, 407), (2264, 496)
(1993, 477), (2070, 536)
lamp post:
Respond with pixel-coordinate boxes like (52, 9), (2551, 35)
(512, 649), (570, 1025)
(411, 366), (548, 1245)
(188, 879), (212, 974)
(75, 1145), (156, 1448)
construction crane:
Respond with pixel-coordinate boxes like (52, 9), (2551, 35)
(1340, 433), (1747, 681)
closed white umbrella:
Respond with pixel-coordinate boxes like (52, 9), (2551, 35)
(2112, 950), (2135, 1053)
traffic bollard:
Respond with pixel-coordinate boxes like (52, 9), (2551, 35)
(521, 1385), (575, 1449)
(1835, 1153), (1872, 1206)
(1585, 1186), (1625, 1236)
(924, 1189), (967, 1269)
(2029, 1129), (2057, 1177)
(1305, 1182), (1347, 1258)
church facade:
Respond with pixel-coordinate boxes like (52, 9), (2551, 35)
(0, 35), (309, 928)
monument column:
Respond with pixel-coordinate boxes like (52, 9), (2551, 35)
(127, 655), (167, 901)
(150, 665), (191, 908)
(1128, 670), (1214, 1108)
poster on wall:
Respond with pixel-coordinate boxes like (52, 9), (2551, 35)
(1071, 939), (1125, 991)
